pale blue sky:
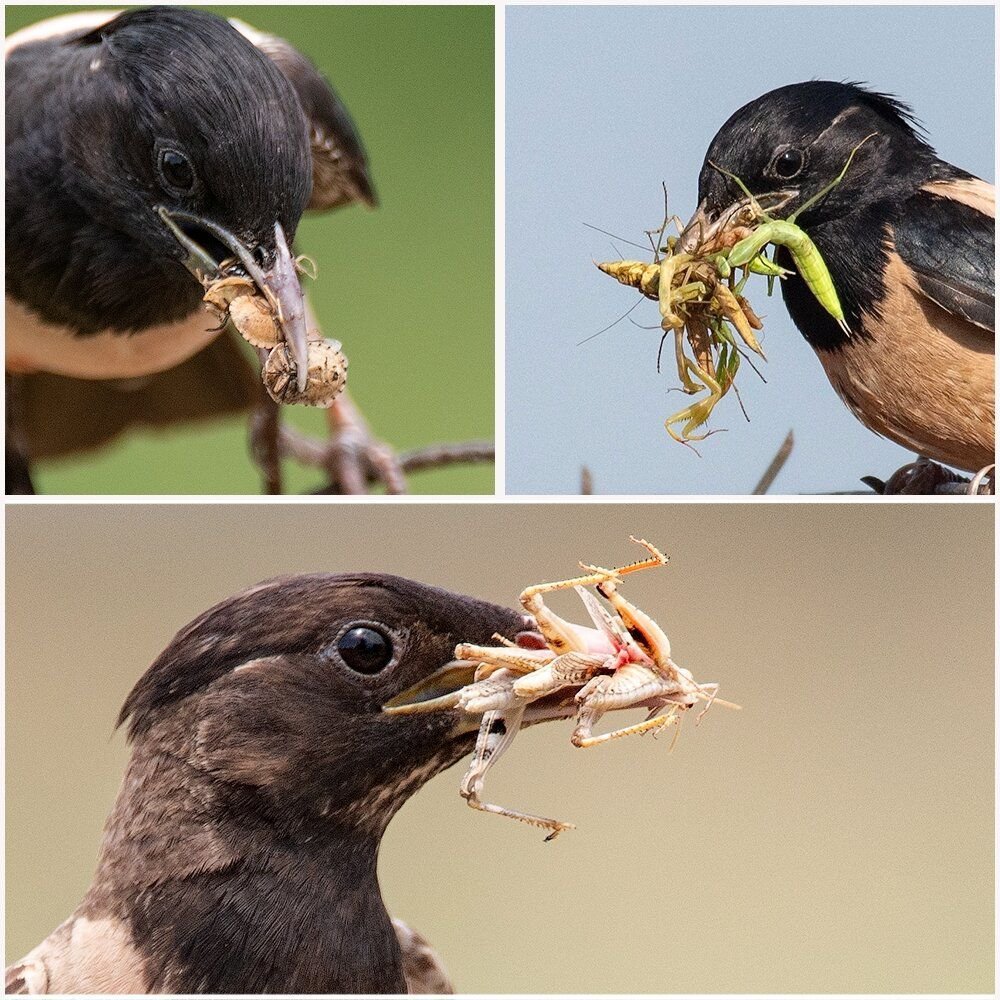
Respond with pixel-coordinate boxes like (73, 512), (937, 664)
(505, 5), (994, 494)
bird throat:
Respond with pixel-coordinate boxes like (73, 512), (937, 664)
(105, 830), (407, 994)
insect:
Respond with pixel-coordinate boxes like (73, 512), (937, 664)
(709, 134), (877, 335)
(597, 221), (771, 444)
(387, 538), (737, 839)
(203, 274), (281, 348)
(202, 267), (348, 408)
(262, 339), (348, 408)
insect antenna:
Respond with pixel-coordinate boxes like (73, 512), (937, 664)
(733, 345), (767, 383)
(577, 296), (645, 346)
(731, 381), (751, 423)
(582, 222), (651, 254)
(707, 160), (767, 221)
(788, 132), (878, 222)
(655, 327), (670, 374)
(644, 182), (671, 261)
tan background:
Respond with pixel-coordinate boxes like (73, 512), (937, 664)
(5, 504), (994, 992)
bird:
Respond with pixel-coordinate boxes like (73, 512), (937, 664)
(4, 572), (564, 994)
(680, 81), (994, 483)
(5, 7), (377, 494)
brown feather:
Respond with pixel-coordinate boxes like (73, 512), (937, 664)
(923, 177), (995, 217)
(15, 332), (260, 460)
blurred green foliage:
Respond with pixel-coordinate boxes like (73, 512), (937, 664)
(6, 6), (495, 494)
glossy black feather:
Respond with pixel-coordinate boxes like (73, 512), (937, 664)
(893, 180), (994, 334)
(6, 7), (312, 333)
(697, 81), (994, 351)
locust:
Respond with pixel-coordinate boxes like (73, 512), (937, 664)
(385, 538), (738, 840)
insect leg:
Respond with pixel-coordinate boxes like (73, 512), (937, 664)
(460, 702), (575, 839)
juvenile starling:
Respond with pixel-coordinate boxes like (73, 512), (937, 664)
(5, 573), (566, 994)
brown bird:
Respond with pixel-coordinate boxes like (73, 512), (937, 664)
(682, 82), (994, 484)
(5, 8), (382, 494)
(5, 573), (565, 994)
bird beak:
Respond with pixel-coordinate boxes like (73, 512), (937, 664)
(677, 190), (797, 253)
(382, 655), (581, 735)
(157, 207), (310, 392)
(382, 659), (482, 714)
(382, 624), (612, 732)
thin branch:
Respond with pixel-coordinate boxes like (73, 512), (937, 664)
(273, 424), (493, 493)
(752, 429), (794, 495)
(398, 441), (494, 474)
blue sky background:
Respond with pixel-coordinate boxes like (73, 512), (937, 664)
(505, 5), (994, 494)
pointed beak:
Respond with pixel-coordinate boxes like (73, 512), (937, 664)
(382, 659), (481, 715)
(157, 208), (310, 392)
(677, 187), (798, 254)
(382, 655), (581, 736)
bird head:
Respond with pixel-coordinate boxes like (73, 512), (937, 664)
(681, 81), (935, 247)
(61, 7), (369, 376)
(115, 573), (550, 840)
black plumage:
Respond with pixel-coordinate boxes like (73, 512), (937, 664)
(685, 81), (994, 476)
(5, 7), (374, 489)
(6, 573), (541, 994)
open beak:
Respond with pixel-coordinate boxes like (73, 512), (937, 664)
(677, 189), (798, 254)
(383, 622), (616, 733)
(157, 207), (310, 392)
(383, 655), (581, 736)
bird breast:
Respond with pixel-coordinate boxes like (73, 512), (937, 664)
(817, 252), (995, 471)
(5, 297), (225, 380)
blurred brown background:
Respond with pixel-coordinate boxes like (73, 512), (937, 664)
(5, 504), (994, 992)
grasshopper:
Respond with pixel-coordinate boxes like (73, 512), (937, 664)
(389, 539), (737, 839)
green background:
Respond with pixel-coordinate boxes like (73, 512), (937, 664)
(5, 6), (495, 494)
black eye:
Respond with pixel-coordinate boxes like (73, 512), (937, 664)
(773, 147), (805, 179)
(157, 148), (196, 193)
(336, 626), (393, 675)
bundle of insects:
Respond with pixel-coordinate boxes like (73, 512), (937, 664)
(385, 538), (739, 839)
(598, 226), (772, 446)
(202, 261), (348, 408)
(595, 137), (872, 445)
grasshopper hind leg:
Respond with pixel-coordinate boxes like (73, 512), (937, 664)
(459, 704), (575, 840)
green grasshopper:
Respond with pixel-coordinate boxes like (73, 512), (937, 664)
(709, 134), (876, 335)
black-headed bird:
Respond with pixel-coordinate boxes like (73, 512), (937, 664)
(5, 573), (568, 994)
(5, 7), (376, 493)
(682, 81), (994, 482)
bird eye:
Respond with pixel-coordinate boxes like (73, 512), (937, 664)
(336, 626), (394, 675)
(772, 147), (805, 179)
(157, 148), (196, 194)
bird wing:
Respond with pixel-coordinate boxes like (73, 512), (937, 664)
(5, 958), (45, 994)
(392, 918), (455, 994)
(15, 331), (260, 460)
(894, 175), (995, 337)
(5, 914), (151, 993)
(229, 19), (377, 212)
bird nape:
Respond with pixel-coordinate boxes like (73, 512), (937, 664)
(682, 80), (995, 488)
(5, 7), (377, 493)
(5, 573), (571, 995)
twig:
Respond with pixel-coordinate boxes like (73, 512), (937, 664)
(752, 429), (794, 495)
(275, 424), (493, 493)
(249, 392), (283, 495)
(398, 441), (494, 474)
